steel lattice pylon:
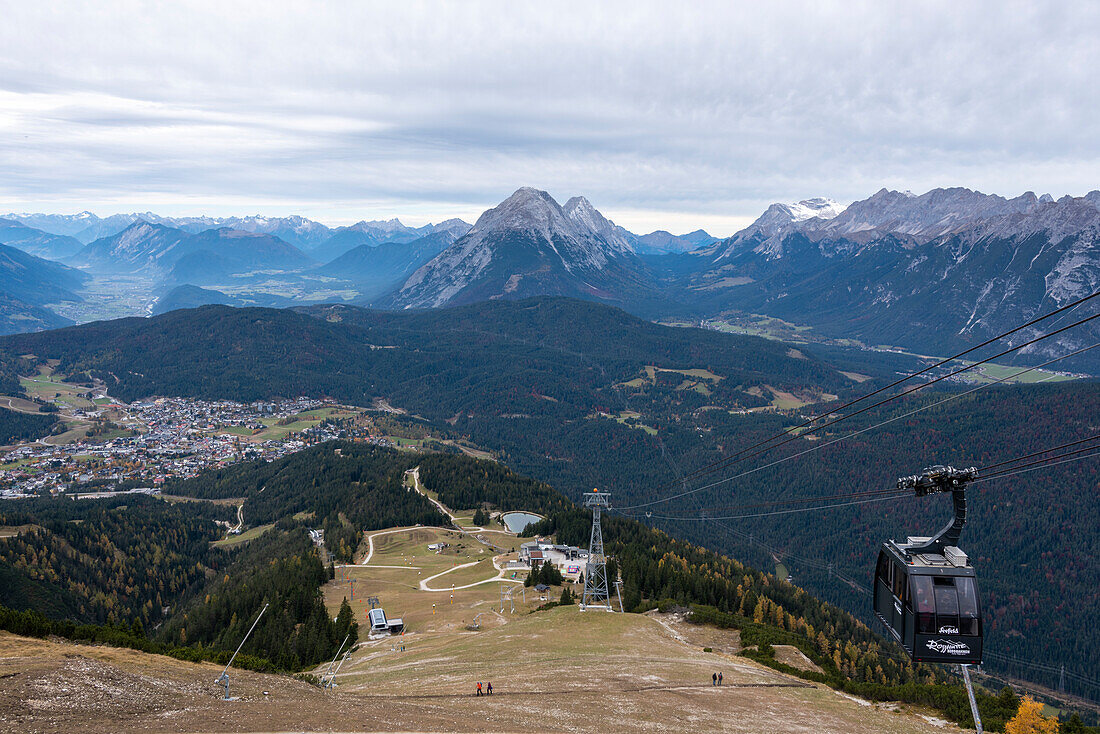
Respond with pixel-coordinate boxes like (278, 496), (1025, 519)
(582, 489), (614, 611)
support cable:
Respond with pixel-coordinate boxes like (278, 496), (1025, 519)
(618, 336), (1100, 512)
(622, 290), (1100, 508)
(617, 438), (1100, 522)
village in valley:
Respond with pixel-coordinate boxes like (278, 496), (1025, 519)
(0, 365), (394, 499)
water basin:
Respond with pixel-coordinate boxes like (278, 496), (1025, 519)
(501, 511), (542, 533)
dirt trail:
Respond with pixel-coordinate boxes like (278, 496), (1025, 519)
(418, 554), (522, 591)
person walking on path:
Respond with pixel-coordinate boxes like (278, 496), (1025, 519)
(476, 681), (483, 696)
(712, 672), (717, 686)
(487, 682), (493, 695)
(718, 672), (723, 686)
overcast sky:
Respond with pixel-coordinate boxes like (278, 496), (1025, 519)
(1, 2), (1097, 235)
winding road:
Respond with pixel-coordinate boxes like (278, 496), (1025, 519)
(405, 467), (524, 591)
(330, 468), (526, 589)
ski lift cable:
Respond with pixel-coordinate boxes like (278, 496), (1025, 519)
(977, 433), (1100, 474)
(621, 312), (1100, 511)
(639, 485), (910, 514)
(622, 290), (1100, 506)
(657, 343), (1096, 515)
(982, 651), (1100, 689)
(974, 448), (1100, 483)
(616, 334), (1100, 512)
(702, 515), (873, 592)
(617, 492), (912, 522)
(616, 437), (1100, 523)
(665, 426), (1099, 518)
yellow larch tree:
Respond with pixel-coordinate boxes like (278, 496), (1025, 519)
(1004, 696), (1059, 734)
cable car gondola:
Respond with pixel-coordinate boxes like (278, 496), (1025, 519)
(873, 465), (983, 666)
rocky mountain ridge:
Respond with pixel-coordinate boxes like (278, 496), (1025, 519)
(388, 187), (657, 309)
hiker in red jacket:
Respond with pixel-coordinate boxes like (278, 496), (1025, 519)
(476, 681), (483, 696)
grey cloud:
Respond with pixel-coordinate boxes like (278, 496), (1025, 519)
(0, 1), (1097, 234)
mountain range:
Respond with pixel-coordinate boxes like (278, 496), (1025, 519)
(4, 185), (1100, 371)
(686, 187), (1100, 367)
(67, 222), (316, 279)
(2, 210), (712, 262)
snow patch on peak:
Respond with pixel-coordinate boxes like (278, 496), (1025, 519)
(712, 196), (846, 260)
(787, 198), (846, 222)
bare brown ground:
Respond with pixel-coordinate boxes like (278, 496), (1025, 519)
(1, 616), (969, 734)
(772, 645), (826, 674)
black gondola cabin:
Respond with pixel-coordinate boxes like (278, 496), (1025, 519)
(872, 465), (983, 665)
(874, 540), (982, 664)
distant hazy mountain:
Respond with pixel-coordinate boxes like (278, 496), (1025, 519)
(70, 223), (314, 279)
(1, 209), (472, 259)
(173, 228), (315, 279)
(2, 211), (326, 246)
(309, 218), (471, 264)
(0, 219), (85, 260)
(632, 229), (718, 254)
(0, 243), (87, 305)
(0, 243), (87, 334)
(152, 284), (239, 315)
(199, 215), (332, 249)
(387, 188), (656, 310)
(68, 222), (192, 273)
(1, 212), (103, 239)
(319, 229), (464, 300)
(688, 187), (1100, 370)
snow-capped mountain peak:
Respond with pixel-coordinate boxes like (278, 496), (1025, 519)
(712, 196), (846, 260)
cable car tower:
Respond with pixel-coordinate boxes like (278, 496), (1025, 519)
(872, 465), (985, 732)
(581, 489), (614, 611)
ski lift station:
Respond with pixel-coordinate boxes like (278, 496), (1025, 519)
(367, 607), (405, 637)
(519, 539), (587, 573)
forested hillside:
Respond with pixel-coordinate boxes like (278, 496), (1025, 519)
(0, 405), (58, 443)
(0, 298), (858, 419)
(163, 442), (447, 561)
(0, 461), (388, 670)
(158, 528), (356, 671)
(0, 496), (230, 625)
(416, 452), (572, 516)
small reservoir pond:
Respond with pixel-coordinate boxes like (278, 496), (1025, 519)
(501, 511), (542, 533)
